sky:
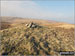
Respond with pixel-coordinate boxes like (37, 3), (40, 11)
(1, 0), (74, 24)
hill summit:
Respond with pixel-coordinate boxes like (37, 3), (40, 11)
(0, 17), (75, 56)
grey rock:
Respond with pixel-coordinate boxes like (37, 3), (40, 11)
(25, 22), (41, 28)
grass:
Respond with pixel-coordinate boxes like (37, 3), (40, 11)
(0, 19), (75, 55)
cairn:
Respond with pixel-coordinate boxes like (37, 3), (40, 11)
(25, 22), (41, 28)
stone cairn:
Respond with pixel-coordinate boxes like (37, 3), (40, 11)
(25, 22), (41, 28)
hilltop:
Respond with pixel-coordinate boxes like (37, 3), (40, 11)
(0, 17), (75, 56)
(0, 16), (74, 30)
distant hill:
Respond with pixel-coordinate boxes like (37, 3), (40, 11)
(0, 16), (24, 22)
(0, 16), (75, 55)
(0, 16), (74, 29)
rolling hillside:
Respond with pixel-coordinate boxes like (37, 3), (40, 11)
(0, 17), (75, 56)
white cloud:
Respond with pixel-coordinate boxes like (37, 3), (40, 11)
(1, 1), (63, 18)
(1, 1), (45, 18)
(1, 1), (74, 23)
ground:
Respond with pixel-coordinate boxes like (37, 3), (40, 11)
(0, 17), (75, 56)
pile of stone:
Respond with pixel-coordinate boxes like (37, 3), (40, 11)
(25, 22), (41, 28)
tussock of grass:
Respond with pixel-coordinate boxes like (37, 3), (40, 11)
(0, 23), (74, 56)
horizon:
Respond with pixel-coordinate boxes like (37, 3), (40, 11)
(1, 16), (74, 24)
(1, 0), (74, 24)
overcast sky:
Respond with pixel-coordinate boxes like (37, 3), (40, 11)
(1, 0), (74, 24)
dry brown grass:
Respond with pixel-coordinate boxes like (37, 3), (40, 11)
(0, 17), (75, 55)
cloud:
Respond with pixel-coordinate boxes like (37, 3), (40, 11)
(1, 1), (64, 18)
(1, 1), (46, 18)
(1, 1), (74, 23)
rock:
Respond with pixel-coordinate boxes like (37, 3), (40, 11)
(32, 24), (36, 28)
(25, 24), (28, 26)
(28, 23), (32, 28)
(25, 22), (41, 28)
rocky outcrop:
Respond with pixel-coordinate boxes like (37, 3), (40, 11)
(25, 22), (42, 28)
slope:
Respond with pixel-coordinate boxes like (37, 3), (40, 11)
(0, 22), (74, 56)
